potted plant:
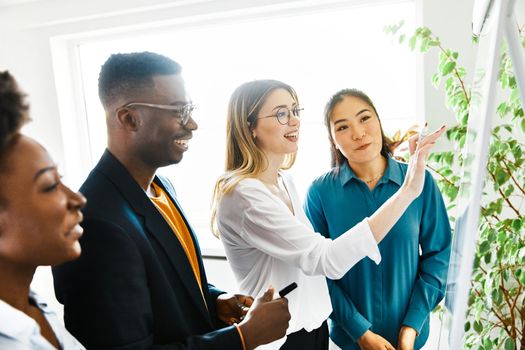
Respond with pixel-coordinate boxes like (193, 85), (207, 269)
(384, 22), (525, 349)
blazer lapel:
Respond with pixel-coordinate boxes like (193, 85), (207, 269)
(95, 150), (211, 322)
(154, 177), (210, 293)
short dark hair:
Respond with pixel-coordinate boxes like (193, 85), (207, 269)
(98, 52), (182, 108)
(0, 70), (29, 160)
(324, 88), (391, 168)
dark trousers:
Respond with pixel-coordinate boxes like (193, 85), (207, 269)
(280, 321), (329, 350)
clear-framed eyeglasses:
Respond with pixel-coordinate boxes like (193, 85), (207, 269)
(256, 105), (303, 125)
(120, 102), (196, 126)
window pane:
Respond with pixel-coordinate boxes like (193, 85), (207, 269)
(78, 1), (416, 254)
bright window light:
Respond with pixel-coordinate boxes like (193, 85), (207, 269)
(77, 1), (416, 254)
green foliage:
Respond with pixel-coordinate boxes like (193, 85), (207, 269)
(385, 22), (525, 349)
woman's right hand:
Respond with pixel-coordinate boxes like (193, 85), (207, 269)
(401, 125), (446, 200)
(357, 330), (395, 350)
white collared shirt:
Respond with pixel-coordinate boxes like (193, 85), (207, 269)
(217, 172), (381, 350)
(0, 291), (85, 350)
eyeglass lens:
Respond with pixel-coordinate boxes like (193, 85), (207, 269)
(275, 106), (302, 124)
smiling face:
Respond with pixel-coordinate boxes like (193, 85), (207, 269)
(132, 74), (198, 168)
(330, 95), (384, 166)
(0, 135), (86, 267)
(252, 88), (300, 160)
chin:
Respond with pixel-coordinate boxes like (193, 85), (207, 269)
(159, 155), (183, 167)
(63, 241), (82, 262)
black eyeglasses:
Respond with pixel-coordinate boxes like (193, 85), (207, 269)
(256, 105), (303, 125)
(120, 102), (196, 126)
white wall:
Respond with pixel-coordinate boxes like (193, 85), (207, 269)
(415, 0), (477, 132)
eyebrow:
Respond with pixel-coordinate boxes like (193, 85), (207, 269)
(271, 103), (297, 111)
(333, 108), (372, 125)
(33, 166), (56, 182)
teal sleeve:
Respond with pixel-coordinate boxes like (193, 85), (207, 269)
(402, 173), (452, 334)
(327, 279), (371, 342)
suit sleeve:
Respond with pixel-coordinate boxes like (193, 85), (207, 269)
(53, 218), (243, 350)
(304, 185), (371, 342)
(402, 173), (452, 333)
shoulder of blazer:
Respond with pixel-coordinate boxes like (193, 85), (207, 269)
(81, 150), (158, 218)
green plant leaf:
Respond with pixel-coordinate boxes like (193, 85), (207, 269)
(432, 72), (441, 87)
(441, 61), (456, 75)
(409, 35), (417, 51)
(473, 320), (483, 333)
(504, 338), (515, 350)
(479, 241), (490, 255)
(512, 219), (521, 232)
(495, 169), (510, 185)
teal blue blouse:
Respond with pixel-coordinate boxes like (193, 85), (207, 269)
(304, 157), (451, 349)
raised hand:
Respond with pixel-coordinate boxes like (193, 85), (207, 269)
(402, 125), (447, 199)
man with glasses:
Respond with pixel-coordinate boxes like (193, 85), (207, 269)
(53, 51), (290, 350)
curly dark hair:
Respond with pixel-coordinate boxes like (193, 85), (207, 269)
(0, 71), (30, 208)
(0, 71), (30, 154)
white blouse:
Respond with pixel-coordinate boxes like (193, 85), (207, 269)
(0, 291), (85, 350)
(217, 172), (381, 350)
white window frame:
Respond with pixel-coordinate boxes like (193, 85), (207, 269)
(49, 0), (417, 255)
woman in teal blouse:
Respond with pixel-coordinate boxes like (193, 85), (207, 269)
(304, 89), (451, 350)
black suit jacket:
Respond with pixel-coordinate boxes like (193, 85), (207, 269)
(53, 150), (242, 350)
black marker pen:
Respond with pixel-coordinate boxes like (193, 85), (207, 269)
(278, 282), (298, 298)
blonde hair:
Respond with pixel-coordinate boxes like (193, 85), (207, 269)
(211, 80), (298, 237)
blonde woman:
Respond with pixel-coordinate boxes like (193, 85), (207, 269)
(212, 80), (445, 350)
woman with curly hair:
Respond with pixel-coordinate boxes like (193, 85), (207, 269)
(0, 71), (86, 349)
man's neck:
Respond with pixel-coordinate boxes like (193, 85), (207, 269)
(108, 147), (157, 192)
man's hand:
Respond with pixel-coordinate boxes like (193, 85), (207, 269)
(397, 326), (417, 350)
(216, 293), (254, 325)
(357, 330), (395, 350)
(238, 286), (291, 350)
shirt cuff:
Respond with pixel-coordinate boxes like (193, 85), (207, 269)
(402, 308), (428, 335)
(345, 316), (372, 343)
(360, 218), (381, 264)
